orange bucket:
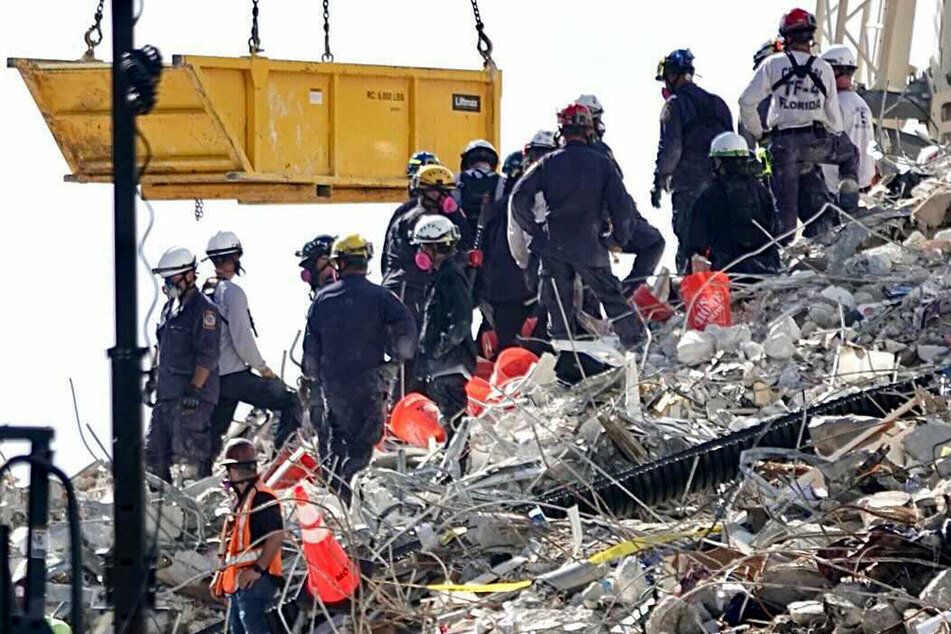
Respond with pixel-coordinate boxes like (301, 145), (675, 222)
(388, 393), (446, 447)
(465, 376), (493, 416)
(630, 284), (674, 322)
(490, 347), (538, 386)
(293, 485), (359, 603)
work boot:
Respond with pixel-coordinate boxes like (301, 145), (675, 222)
(838, 178), (860, 211)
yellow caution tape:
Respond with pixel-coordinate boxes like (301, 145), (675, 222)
(427, 579), (533, 594)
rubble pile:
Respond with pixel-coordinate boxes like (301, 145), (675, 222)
(5, 159), (951, 632)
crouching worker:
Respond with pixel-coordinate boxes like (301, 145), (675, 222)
(211, 439), (283, 634)
(686, 132), (781, 278)
(413, 216), (477, 475)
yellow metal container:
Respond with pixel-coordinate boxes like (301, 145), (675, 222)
(9, 55), (501, 204)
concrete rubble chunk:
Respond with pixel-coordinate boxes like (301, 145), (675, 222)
(678, 330), (716, 365)
(705, 324), (752, 354)
(740, 340), (765, 361)
(769, 315), (802, 342)
(917, 344), (949, 364)
(821, 285), (857, 310)
(862, 602), (903, 634)
(764, 331), (796, 360)
(789, 600), (827, 626)
(912, 191), (951, 230)
(920, 570), (951, 610)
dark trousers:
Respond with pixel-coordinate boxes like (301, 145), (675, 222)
(490, 300), (534, 352)
(427, 374), (470, 472)
(209, 370), (302, 462)
(383, 281), (427, 400)
(229, 575), (277, 634)
(539, 257), (642, 348)
(672, 188), (706, 274)
(771, 129), (858, 239)
(321, 378), (384, 502)
(146, 400), (215, 481)
(621, 219), (666, 292)
(797, 167), (837, 239)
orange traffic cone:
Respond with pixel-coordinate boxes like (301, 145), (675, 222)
(293, 485), (359, 603)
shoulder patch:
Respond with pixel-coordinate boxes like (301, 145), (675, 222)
(203, 309), (218, 330)
(660, 102), (672, 124)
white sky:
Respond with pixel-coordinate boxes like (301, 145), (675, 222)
(0, 0), (942, 474)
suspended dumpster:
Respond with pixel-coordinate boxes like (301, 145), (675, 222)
(8, 55), (501, 204)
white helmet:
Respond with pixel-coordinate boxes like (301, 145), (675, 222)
(527, 130), (558, 150)
(205, 230), (243, 260)
(460, 139), (499, 171)
(152, 246), (197, 277)
(821, 44), (857, 70)
(411, 215), (461, 246)
(576, 94), (604, 117)
(709, 132), (750, 158)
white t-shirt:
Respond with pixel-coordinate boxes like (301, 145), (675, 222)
(822, 90), (876, 190)
(739, 50), (842, 138)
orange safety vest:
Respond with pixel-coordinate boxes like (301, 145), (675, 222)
(211, 481), (284, 597)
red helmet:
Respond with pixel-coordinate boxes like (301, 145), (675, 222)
(779, 8), (817, 37)
(557, 102), (595, 135)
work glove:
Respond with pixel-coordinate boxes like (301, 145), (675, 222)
(142, 368), (157, 407)
(181, 385), (201, 411)
(650, 186), (662, 209)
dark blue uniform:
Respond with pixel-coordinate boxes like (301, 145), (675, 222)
(456, 167), (502, 251)
(654, 82), (733, 272)
(145, 288), (220, 481)
(511, 140), (642, 349)
(381, 199), (416, 279)
(303, 274), (416, 496)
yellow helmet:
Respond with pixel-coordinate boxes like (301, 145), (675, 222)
(331, 234), (374, 261)
(412, 164), (456, 191)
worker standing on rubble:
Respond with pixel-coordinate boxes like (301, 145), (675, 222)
(739, 8), (860, 240)
(203, 232), (302, 462)
(651, 50), (733, 274)
(211, 439), (283, 634)
(511, 103), (643, 351)
(296, 234), (337, 298)
(820, 45), (876, 193)
(382, 151), (441, 278)
(456, 139), (503, 251)
(740, 39), (785, 149)
(685, 132), (781, 277)
(303, 235), (416, 501)
(577, 94), (666, 292)
(413, 215), (477, 472)
(146, 247), (220, 483)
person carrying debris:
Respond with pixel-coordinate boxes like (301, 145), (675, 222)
(685, 132), (781, 277)
(145, 247), (220, 483)
(413, 215), (477, 472)
(651, 50), (733, 273)
(577, 93), (666, 293)
(381, 151), (441, 278)
(296, 234), (338, 298)
(820, 45), (877, 194)
(739, 8), (860, 241)
(303, 235), (417, 501)
(510, 102), (643, 351)
(211, 439), (283, 634)
(203, 232), (302, 463)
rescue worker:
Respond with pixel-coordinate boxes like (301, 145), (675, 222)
(820, 45), (876, 195)
(651, 50), (733, 273)
(210, 439), (283, 634)
(413, 215), (477, 470)
(456, 139), (503, 250)
(382, 151), (441, 278)
(511, 103), (642, 351)
(740, 38), (785, 148)
(577, 93), (666, 291)
(303, 235), (416, 500)
(203, 232), (302, 461)
(296, 234), (337, 298)
(145, 247), (220, 483)
(686, 132), (781, 277)
(739, 8), (860, 240)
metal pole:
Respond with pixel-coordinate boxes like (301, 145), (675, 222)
(109, 1), (147, 633)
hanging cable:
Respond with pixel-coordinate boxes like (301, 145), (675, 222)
(249, 0), (263, 55)
(469, 0), (496, 69)
(321, 0), (333, 62)
(82, 0), (106, 61)
(194, 198), (205, 221)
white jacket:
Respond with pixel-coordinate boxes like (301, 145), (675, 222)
(822, 90), (876, 190)
(739, 50), (843, 138)
(210, 279), (267, 376)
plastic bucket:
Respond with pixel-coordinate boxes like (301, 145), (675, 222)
(490, 347), (538, 387)
(388, 393), (446, 447)
(630, 284), (674, 322)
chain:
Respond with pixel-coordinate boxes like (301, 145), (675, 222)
(469, 0), (495, 69)
(82, 0), (106, 61)
(194, 199), (204, 222)
(248, 0), (263, 55)
(321, 0), (333, 62)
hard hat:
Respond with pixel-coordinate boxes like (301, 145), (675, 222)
(821, 44), (857, 70)
(152, 246), (197, 277)
(205, 230), (242, 260)
(709, 132), (751, 158)
(655, 49), (695, 81)
(411, 215), (461, 246)
(779, 8), (817, 37)
(296, 234), (337, 265)
(557, 102), (595, 134)
(753, 39), (784, 70)
(576, 94), (604, 117)
(502, 151), (524, 180)
(412, 164), (456, 191)
(220, 438), (258, 467)
(406, 151), (440, 177)
(526, 130), (558, 151)
(460, 139), (499, 171)
(331, 234), (374, 261)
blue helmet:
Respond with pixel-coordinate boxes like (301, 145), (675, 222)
(656, 49), (695, 81)
(406, 151), (440, 177)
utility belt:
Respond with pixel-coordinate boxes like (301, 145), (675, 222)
(764, 121), (828, 141)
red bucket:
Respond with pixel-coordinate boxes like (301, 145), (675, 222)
(490, 347), (538, 387)
(630, 284), (674, 322)
(465, 376), (493, 416)
(388, 393), (446, 447)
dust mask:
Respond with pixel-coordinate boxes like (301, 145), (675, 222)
(300, 268), (312, 284)
(441, 196), (458, 214)
(162, 277), (183, 300)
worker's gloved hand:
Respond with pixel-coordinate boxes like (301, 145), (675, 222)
(258, 365), (276, 379)
(467, 249), (484, 268)
(142, 368), (157, 407)
(181, 385), (201, 411)
(650, 186), (662, 209)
